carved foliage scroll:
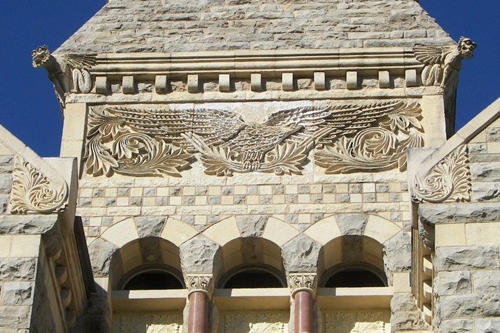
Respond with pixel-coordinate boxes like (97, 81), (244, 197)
(84, 101), (424, 177)
(10, 156), (68, 214)
(412, 145), (471, 203)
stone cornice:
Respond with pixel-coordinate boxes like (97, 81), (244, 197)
(73, 47), (422, 75)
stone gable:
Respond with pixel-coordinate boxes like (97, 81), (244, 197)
(56, 0), (453, 54)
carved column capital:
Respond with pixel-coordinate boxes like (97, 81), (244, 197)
(288, 273), (317, 297)
(184, 274), (214, 297)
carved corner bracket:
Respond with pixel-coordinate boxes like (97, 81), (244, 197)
(288, 273), (317, 297)
(9, 156), (68, 214)
(411, 144), (471, 203)
(184, 274), (214, 297)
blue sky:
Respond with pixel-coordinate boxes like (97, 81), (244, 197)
(0, 1), (498, 157)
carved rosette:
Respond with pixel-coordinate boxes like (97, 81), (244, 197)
(184, 274), (213, 296)
(412, 144), (471, 203)
(288, 273), (317, 296)
(84, 101), (424, 177)
(9, 156), (68, 214)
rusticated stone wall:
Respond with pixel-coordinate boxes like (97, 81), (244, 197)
(418, 115), (500, 332)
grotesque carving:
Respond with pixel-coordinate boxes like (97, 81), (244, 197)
(10, 156), (68, 214)
(32, 46), (67, 108)
(84, 101), (423, 177)
(33, 46), (97, 107)
(414, 37), (477, 88)
(412, 145), (471, 203)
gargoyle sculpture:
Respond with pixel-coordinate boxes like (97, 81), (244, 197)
(414, 37), (477, 88)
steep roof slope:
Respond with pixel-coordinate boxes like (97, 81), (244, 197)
(55, 0), (454, 54)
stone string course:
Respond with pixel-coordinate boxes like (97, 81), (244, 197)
(56, 0), (453, 54)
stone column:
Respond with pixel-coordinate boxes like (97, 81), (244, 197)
(185, 274), (213, 333)
(288, 273), (317, 333)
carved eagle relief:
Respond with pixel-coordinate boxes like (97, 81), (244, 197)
(84, 101), (423, 177)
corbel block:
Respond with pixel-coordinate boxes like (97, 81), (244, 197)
(219, 74), (231, 92)
(346, 71), (358, 90)
(314, 72), (326, 90)
(405, 69), (418, 87)
(282, 73), (294, 91)
(188, 74), (199, 93)
(95, 76), (108, 95)
(251, 73), (263, 91)
(122, 76), (135, 94)
(379, 71), (390, 89)
(155, 75), (168, 94)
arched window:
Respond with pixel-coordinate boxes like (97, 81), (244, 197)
(121, 268), (184, 290)
(221, 267), (285, 289)
(323, 265), (387, 288)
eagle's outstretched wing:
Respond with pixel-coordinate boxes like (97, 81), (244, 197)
(413, 45), (445, 65)
(320, 100), (411, 143)
(264, 105), (332, 132)
(63, 54), (96, 70)
(102, 106), (245, 149)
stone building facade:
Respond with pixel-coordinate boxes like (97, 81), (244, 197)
(0, 0), (498, 332)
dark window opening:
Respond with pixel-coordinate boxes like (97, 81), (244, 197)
(223, 269), (283, 288)
(123, 270), (183, 290)
(325, 269), (386, 288)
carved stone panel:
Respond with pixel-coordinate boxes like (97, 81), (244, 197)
(412, 144), (471, 203)
(323, 310), (390, 333)
(222, 311), (289, 333)
(84, 100), (423, 177)
(112, 312), (183, 333)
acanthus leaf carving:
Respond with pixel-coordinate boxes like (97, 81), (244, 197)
(184, 274), (213, 295)
(412, 144), (471, 203)
(10, 156), (68, 214)
(83, 101), (424, 177)
(414, 37), (476, 88)
(287, 273), (317, 296)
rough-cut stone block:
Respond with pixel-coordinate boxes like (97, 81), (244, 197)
(236, 215), (268, 238)
(436, 271), (471, 296)
(0, 215), (59, 234)
(419, 203), (500, 224)
(1, 282), (33, 305)
(390, 293), (416, 312)
(314, 72), (326, 90)
(336, 213), (366, 235)
(180, 236), (219, 273)
(0, 306), (31, 329)
(88, 238), (117, 275)
(470, 163), (500, 182)
(475, 318), (500, 333)
(346, 71), (358, 90)
(282, 73), (294, 91)
(440, 294), (500, 319)
(0, 258), (36, 280)
(282, 234), (321, 272)
(383, 232), (411, 276)
(473, 271), (500, 294)
(435, 246), (500, 271)
(0, 174), (12, 194)
(439, 319), (473, 333)
(155, 75), (168, 94)
(134, 216), (166, 238)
